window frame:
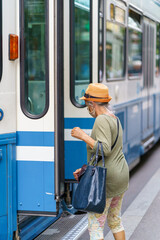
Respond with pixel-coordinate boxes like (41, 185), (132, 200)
(0, 0), (2, 81)
(70, 0), (92, 108)
(20, 0), (49, 119)
(127, 7), (143, 80)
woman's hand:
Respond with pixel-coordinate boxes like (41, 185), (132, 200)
(71, 127), (95, 149)
(71, 127), (85, 140)
(73, 168), (81, 181)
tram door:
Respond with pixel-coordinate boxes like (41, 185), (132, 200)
(17, 0), (65, 216)
(63, 0), (98, 181)
(142, 18), (156, 140)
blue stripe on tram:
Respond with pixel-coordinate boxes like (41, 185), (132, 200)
(16, 131), (54, 147)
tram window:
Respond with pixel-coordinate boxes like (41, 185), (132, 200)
(128, 9), (141, 29)
(0, 0), (2, 82)
(128, 10), (142, 78)
(21, 0), (49, 118)
(156, 24), (160, 77)
(115, 7), (125, 25)
(70, 0), (91, 107)
(99, 0), (104, 82)
(106, 22), (125, 79)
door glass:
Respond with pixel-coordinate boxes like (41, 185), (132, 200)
(23, 0), (49, 116)
(71, 0), (91, 106)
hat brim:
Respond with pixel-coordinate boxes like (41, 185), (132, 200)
(79, 96), (112, 103)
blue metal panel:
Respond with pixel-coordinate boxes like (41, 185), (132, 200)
(153, 94), (160, 142)
(7, 143), (17, 238)
(116, 110), (126, 144)
(127, 139), (141, 165)
(17, 161), (56, 212)
(65, 141), (87, 179)
(44, 162), (56, 211)
(127, 103), (141, 141)
(0, 133), (17, 240)
(149, 95), (154, 129)
(0, 146), (7, 217)
(17, 131), (54, 146)
(0, 216), (8, 240)
(154, 94), (160, 130)
(11, 144), (17, 232)
(142, 96), (154, 140)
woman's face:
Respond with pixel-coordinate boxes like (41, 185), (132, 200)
(85, 101), (96, 118)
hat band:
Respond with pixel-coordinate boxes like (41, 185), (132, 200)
(84, 93), (110, 100)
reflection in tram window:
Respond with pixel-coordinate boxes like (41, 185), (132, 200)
(110, 4), (115, 21)
(128, 10), (142, 78)
(156, 24), (160, 77)
(128, 30), (142, 77)
(106, 22), (125, 79)
(71, 0), (91, 106)
(128, 9), (141, 29)
(23, 0), (48, 116)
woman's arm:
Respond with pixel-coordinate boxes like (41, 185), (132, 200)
(71, 127), (95, 149)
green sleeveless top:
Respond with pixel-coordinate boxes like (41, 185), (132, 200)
(87, 114), (129, 198)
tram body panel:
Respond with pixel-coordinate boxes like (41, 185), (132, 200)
(0, 0), (18, 238)
(1, 0), (160, 238)
(0, 0), (17, 135)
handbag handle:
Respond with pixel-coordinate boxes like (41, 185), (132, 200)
(89, 142), (105, 167)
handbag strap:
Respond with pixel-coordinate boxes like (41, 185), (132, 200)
(89, 142), (105, 167)
(111, 118), (119, 151)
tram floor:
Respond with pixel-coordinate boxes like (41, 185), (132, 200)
(35, 141), (160, 240)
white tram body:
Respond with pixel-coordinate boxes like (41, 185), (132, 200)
(0, 0), (160, 239)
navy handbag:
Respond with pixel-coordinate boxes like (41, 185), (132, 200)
(73, 142), (107, 214)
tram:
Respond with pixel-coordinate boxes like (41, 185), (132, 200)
(0, 0), (160, 239)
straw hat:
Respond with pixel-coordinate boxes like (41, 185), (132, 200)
(80, 83), (112, 102)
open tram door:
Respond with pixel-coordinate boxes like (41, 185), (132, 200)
(142, 18), (156, 144)
(63, 0), (98, 206)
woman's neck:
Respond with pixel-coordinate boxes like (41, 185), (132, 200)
(96, 106), (116, 119)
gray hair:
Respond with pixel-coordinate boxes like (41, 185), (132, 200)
(87, 101), (114, 114)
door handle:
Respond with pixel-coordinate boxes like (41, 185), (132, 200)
(0, 108), (4, 121)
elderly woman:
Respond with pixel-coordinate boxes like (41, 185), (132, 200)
(71, 83), (129, 240)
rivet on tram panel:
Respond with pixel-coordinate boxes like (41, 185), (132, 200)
(38, 203), (40, 207)
(19, 202), (22, 206)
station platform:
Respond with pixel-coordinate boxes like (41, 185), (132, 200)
(105, 168), (160, 240)
(35, 143), (160, 240)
